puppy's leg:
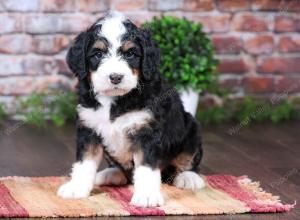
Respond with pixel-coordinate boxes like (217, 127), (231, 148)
(95, 167), (127, 186)
(173, 171), (205, 190)
(173, 117), (205, 191)
(130, 152), (164, 207)
(57, 129), (103, 199)
(172, 153), (205, 190)
(57, 148), (102, 199)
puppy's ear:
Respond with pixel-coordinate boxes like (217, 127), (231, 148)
(138, 29), (160, 81)
(66, 31), (90, 80)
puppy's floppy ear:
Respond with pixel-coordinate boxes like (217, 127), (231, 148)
(137, 28), (160, 81)
(66, 31), (90, 80)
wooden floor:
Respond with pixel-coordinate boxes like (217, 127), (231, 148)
(0, 120), (299, 219)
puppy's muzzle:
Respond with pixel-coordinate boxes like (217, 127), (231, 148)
(109, 73), (124, 85)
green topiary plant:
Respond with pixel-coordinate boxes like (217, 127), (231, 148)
(143, 16), (218, 93)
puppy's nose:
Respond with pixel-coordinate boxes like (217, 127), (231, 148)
(109, 73), (123, 85)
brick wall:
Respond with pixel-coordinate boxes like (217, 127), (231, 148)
(0, 0), (300, 110)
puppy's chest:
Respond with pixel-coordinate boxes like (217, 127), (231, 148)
(78, 98), (152, 167)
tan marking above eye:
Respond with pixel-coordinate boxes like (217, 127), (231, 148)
(93, 40), (107, 51)
(121, 41), (136, 52)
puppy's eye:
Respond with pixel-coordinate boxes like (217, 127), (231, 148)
(124, 49), (135, 59)
(94, 51), (103, 59)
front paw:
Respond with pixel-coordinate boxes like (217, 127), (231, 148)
(57, 180), (92, 199)
(130, 191), (164, 207)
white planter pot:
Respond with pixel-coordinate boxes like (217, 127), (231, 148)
(179, 88), (199, 116)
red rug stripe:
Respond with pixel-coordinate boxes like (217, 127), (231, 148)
(0, 183), (29, 217)
(102, 186), (165, 216)
(206, 175), (295, 212)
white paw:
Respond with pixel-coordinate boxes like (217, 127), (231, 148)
(57, 180), (92, 199)
(130, 191), (164, 207)
(174, 171), (205, 190)
(95, 168), (127, 186)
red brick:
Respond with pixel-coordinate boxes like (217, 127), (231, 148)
(219, 76), (241, 92)
(243, 76), (275, 93)
(55, 58), (71, 75)
(216, 0), (250, 11)
(148, 0), (182, 11)
(0, 56), (68, 76)
(0, 57), (24, 75)
(275, 15), (300, 32)
(279, 35), (300, 53)
(125, 11), (161, 26)
(1, 0), (39, 12)
(233, 14), (269, 32)
(0, 14), (23, 34)
(35, 75), (73, 92)
(0, 77), (35, 95)
(218, 57), (249, 74)
(244, 35), (274, 55)
(0, 35), (32, 54)
(182, 0), (214, 11)
(40, 0), (77, 12)
(22, 57), (68, 75)
(212, 35), (242, 54)
(190, 15), (211, 33)
(24, 14), (94, 34)
(32, 35), (70, 55)
(252, 0), (300, 11)
(257, 56), (300, 74)
(210, 14), (231, 33)
(77, 0), (109, 12)
(276, 77), (300, 93)
(192, 14), (231, 33)
(0, 76), (72, 95)
(110, 0), (147, 11)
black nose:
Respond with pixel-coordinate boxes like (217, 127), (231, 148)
(109, 73), (123, 85)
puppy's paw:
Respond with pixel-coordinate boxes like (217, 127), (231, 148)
(57, 180), (92, 199)
(174, 171), (205, 190)
(95, 168), (127, 186)
(130, 191), (164, 207)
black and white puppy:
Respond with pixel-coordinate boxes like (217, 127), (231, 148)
(57, 11), (205, 207)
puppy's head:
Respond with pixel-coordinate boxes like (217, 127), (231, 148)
(67, 11), (160, 97)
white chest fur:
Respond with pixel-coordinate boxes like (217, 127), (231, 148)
(77, 97), (152, 167)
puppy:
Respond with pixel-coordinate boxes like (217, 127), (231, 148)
(57, 11), (205, 207)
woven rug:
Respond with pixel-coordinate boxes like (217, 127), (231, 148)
(0, 175), (295, 217)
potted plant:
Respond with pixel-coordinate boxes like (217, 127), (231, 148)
(143, 16), (218, 116)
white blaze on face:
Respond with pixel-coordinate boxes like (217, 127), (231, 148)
(100, 11), (126, 52)
(91, 11), (138, 98)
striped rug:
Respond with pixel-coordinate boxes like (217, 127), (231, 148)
(0, 175), (295, 217)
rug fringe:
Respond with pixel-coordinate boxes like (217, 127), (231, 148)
(238, 176), (296, 212)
